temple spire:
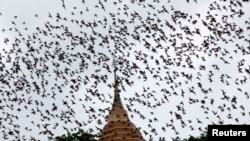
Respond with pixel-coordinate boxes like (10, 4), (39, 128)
(112, 58), (123, 108)
(101, 58), (145, 141)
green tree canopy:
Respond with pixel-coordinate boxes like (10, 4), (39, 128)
(51, 130), (97, 141)
(182, 132), (207, 141)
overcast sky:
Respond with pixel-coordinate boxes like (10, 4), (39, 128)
(1, 0), (250, 141)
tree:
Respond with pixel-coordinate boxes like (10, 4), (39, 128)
(182, 132), (207, 141)
(50, 130), (97, 141)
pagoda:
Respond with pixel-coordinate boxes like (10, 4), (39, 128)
(100, 67), (145, 141)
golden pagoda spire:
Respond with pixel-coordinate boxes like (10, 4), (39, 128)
(100, 58), (145, 141)
(112, 61), (123, 108)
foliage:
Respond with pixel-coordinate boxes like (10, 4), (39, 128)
(51, 130), (97, 141)
(182, 132), (207, 141)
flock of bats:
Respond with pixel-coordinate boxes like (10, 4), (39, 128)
(0, 0), (250, 140)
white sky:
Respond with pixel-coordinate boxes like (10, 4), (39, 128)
(1, 0), (250, 141)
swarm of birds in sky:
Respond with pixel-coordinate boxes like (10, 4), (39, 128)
(0, 0), (250, 140)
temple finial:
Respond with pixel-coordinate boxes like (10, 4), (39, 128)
(112, 57), (123, 108)
(113, 57), (117, 81)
